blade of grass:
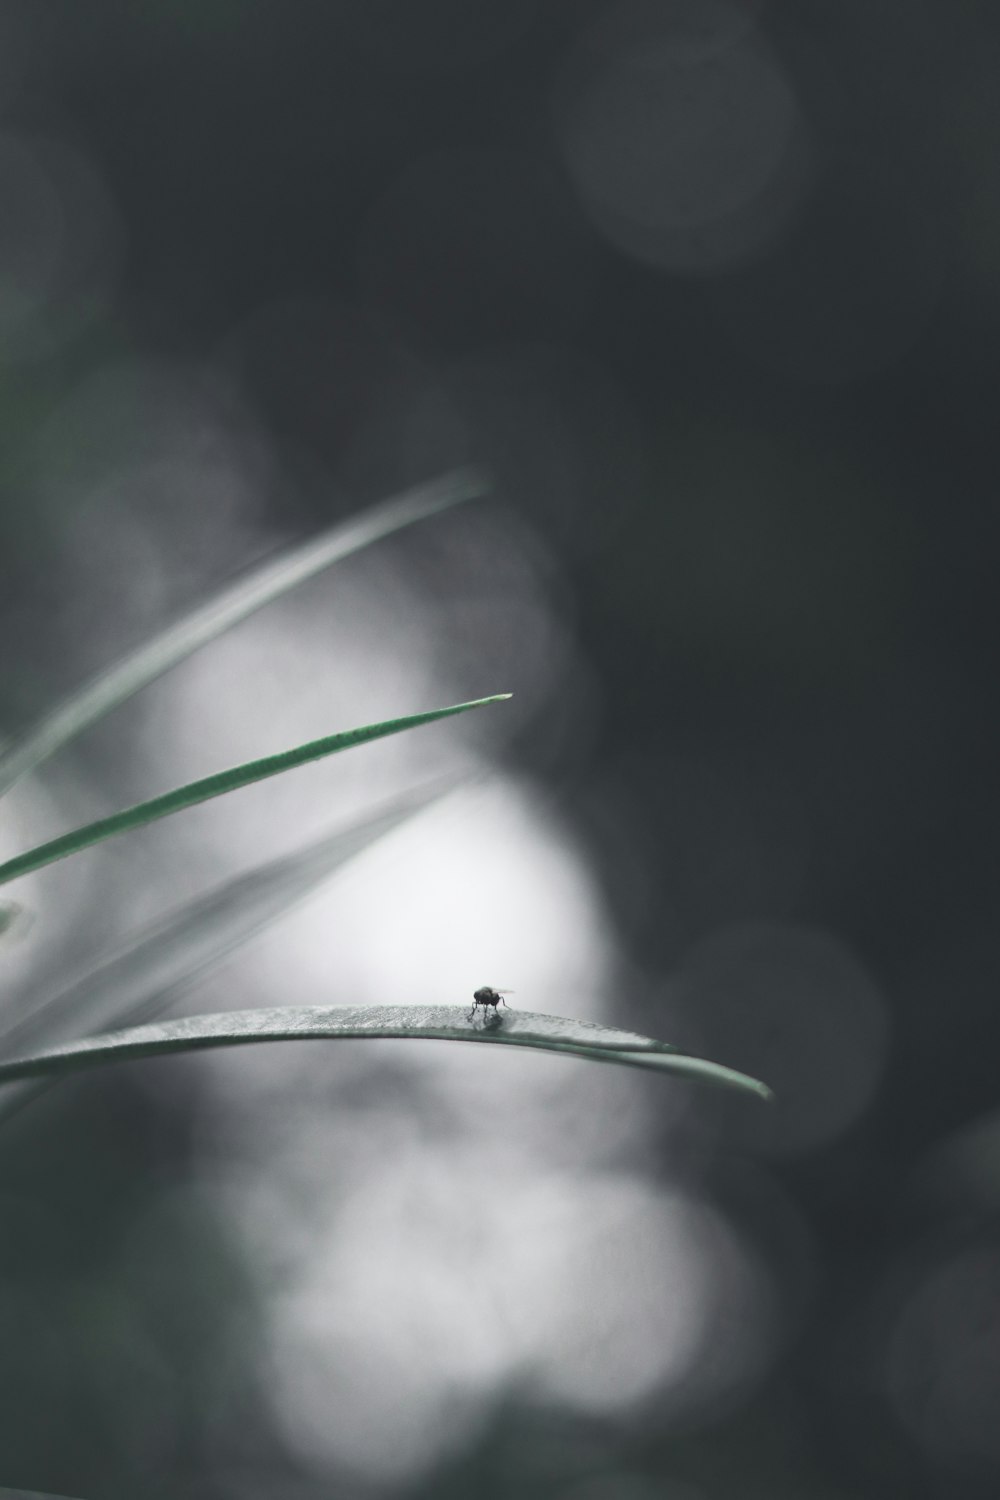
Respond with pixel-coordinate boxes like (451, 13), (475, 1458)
(0, 781), (454, 1056)
(0, 466), (489, 799)
(0, 695), (510, 890)
(0, 1005), (773, 1101)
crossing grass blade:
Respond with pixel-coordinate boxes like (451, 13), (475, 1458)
(0, 1005), (774, 1101)
(0, 695), (510, 890)
(0, 781), (453, 1057)
(0, 466), (489, 799)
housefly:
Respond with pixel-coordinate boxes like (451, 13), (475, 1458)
(468, 986), (513, 1022)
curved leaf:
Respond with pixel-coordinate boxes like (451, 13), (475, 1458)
(0, 1005), (773, 1100)
(0, 466), (489, 799)
(0, 695), (510, 890)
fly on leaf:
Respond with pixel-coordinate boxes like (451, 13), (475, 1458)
(468, 986), (514, 1022)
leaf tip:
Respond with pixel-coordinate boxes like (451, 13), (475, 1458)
(464, 692), (513, 708)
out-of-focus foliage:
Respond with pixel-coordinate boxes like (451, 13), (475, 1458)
(0, 466), (487, 796)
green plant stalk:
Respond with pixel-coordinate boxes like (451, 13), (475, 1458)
(0, 1005), (774, 1100)
(0, 695), (510, 889)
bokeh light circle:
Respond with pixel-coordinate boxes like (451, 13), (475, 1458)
(554, 0), (809, 273)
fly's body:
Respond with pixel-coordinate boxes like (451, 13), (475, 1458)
(468, 986), (513, 1022)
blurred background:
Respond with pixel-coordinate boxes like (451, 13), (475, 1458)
(0, 1), (997, 1496)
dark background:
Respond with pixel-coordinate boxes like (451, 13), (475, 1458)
(0, 1), (998, 1497)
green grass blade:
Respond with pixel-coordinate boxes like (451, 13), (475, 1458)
(0, 695), (510, 890)
(0, 467), (489, 799)
(0, 782), (452, 1057)
(0, 1005), (773, 1100)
